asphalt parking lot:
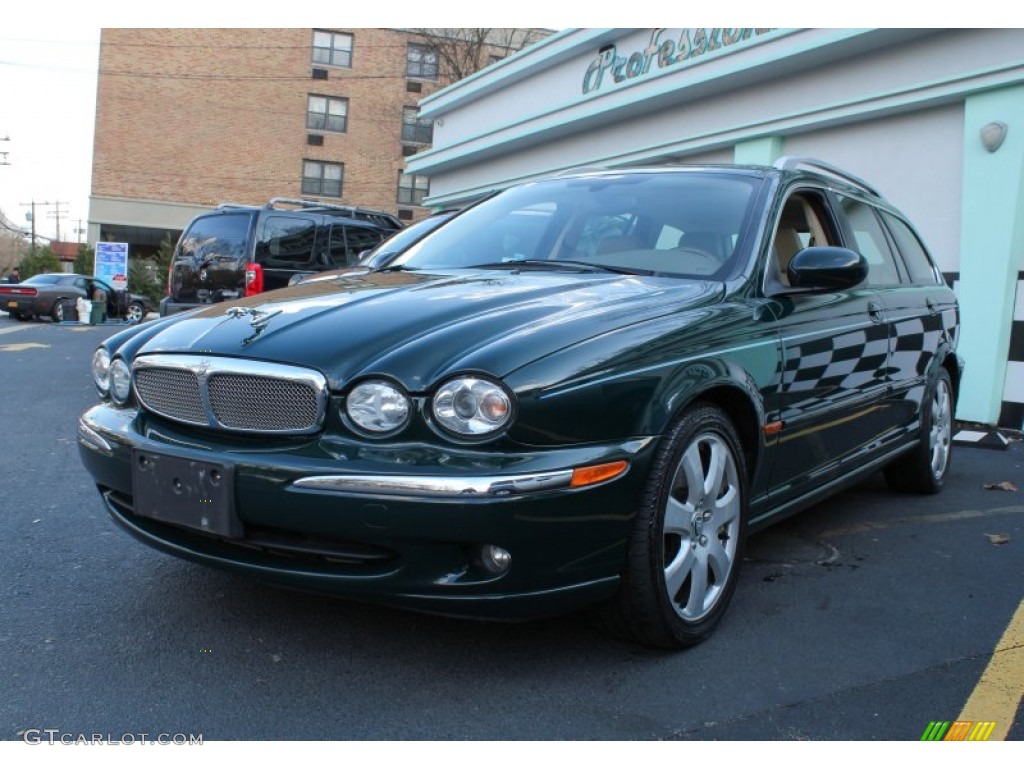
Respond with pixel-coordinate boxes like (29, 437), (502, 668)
(0, 313), (1021, 741)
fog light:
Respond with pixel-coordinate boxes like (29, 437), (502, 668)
(479, 544), (511, 575)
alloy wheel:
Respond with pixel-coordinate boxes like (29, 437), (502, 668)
(662, 432), (741, 621)
(930, 377), (952, 480)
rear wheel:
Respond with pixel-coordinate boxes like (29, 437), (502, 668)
(51, 300), (66, 323)
(598, 403), (748, 649)
(884, 368), (953, 494)
(126, 302), (144, 323)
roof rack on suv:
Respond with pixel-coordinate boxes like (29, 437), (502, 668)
(265, 197), (403, 230)
(773, 156), (882, 198)
(216, 202), (259, 211)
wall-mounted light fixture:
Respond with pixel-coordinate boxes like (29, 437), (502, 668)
(980, 121), (1008, 153)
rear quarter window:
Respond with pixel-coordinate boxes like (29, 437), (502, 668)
(258, 216), (318, 267)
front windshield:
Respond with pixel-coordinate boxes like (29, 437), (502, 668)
(361, 212), (455, 266)
(391, 172), (760, 278)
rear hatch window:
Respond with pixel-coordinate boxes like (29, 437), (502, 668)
(170, 212), (253, 302)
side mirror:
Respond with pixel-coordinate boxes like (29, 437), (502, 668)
(788, 247), (868, 290)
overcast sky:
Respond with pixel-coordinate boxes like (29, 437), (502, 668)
(0, 26), (100, 243)
(0, 5), (1002, 245)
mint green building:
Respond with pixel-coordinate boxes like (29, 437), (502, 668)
(406, 28), (1024, 429)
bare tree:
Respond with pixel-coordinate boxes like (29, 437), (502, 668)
(407, 28), (546, 84)
(0, 209), (29, 273)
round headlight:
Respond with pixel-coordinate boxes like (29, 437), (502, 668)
(109, 358), (132, 404)
(432, 377), (513, 437)
(91, 348), (111, 394)
(346, 380), (410, 434)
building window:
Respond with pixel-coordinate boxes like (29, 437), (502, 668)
(312, 30), (353, 68)
(401, 107), (433, 144)
(302, 160), (343, 198)
(406, 43), (439, 80)
(307, 95), (348, 133)
(398, 172), (429, 206)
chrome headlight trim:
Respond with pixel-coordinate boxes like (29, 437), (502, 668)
(345, 379), (411, 435)
(110, 358), (132, 404)
(431, 376), (514, 437)
(92, 347), (111, 395)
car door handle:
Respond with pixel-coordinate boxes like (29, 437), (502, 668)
(926, 297), (938, 315)
(867, 301), (884, 324)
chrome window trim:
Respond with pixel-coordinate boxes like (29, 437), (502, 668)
(132, 354), (328, 435)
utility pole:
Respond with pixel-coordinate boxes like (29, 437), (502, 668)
(20, 200), (68, 248)
(45, 201), (69, 242)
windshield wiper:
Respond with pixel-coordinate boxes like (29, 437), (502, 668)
(470, 259), (651, 276)
(373, 264), (418, 273)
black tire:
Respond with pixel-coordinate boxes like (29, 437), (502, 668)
(126, 302), (145, 323)
(597, 402), (749, 649)
(51, 300), (66, 323)
(884, 368), (953, 494)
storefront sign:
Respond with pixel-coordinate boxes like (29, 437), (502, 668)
(582, 28), (774, 95)
(95, 242), (129, 291)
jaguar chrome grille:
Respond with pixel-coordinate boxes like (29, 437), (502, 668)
(133, 354), (328, 435)
(134, 368), (206, 425)
(208, 373), (320, 431)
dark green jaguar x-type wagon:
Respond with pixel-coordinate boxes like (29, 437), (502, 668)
(78, 158), (962, 649)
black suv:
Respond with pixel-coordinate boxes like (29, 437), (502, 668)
(160, 198), (402, 316)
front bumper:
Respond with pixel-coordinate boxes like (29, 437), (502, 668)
(78, 403), (658, 620)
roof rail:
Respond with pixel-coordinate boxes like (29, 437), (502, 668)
(267, 197), (354, 212)
(772, 156), (882, 198)
(216, 202), (258, 210)
(265, 197), (402, 226)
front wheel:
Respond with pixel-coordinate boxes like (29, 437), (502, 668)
(598, 403), (748, 649)
(884, 368), (953, 494)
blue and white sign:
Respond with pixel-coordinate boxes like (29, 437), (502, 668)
(95, 242), (129, 291)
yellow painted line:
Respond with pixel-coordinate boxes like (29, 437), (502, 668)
(0, 324), (32, 336)
(0, 342), (50, 352)
(817, 504), (1024, 537)
(958, 599), (1024, 740)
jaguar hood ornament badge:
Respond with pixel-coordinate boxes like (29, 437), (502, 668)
(225, 306), (282, 331)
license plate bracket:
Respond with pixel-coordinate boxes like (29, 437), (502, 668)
(132, 449), (241, 538)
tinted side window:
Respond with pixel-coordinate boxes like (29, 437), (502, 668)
(346, 227), (383, 261)
(838, 196), (902, 286)
(327, 226), (384, 266)
(179, 213), (251, 264)
(259, 216), (317, 267)
(881, 213), (940, 285)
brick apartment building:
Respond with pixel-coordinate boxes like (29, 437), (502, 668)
(88, 28), (543, 256)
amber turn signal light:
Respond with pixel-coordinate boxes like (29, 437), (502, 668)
(570, 460), (629, 488)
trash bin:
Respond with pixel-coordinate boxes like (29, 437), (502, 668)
(59, 297), (79, 322)
(89, 301), (105, 325)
